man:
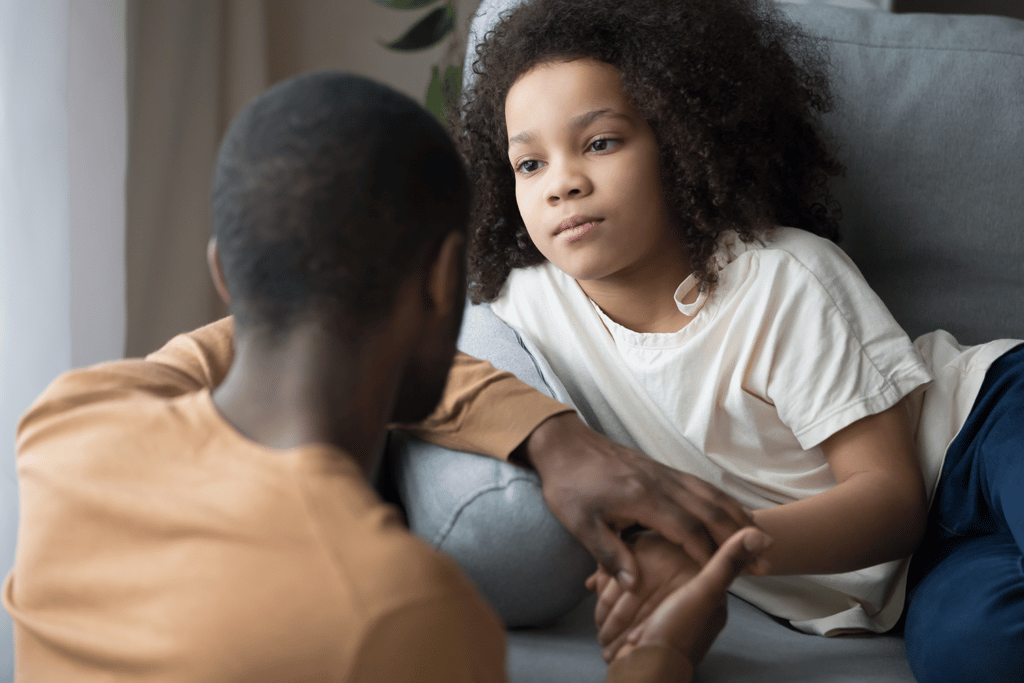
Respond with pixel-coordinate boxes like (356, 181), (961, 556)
(5, 72), (768, 681)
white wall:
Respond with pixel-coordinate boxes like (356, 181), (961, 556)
(0, 1), (126, 678)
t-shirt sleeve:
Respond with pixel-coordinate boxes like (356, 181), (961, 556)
(395, 351), (572, 460)
(346, 593), (507, 683)
(149, 322), (573, 461)
(755, 237), (933, 449)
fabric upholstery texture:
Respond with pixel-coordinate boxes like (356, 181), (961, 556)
(390, 303), (594, 628)
(390, 2), (1024, 681)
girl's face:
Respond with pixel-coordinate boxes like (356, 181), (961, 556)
(505, 58), (681, 284)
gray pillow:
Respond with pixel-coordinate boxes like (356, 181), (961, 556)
(389, 303), (595, 628)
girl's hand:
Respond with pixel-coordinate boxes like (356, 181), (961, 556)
(610, 527), (772, 667)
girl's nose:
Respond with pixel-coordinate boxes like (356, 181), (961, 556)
(547, 161), (593, 204)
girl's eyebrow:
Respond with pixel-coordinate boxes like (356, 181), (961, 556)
(507, 108), (631, 149)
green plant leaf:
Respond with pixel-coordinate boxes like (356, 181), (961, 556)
(370, 0), (438, 8)
(383, 3), (455, 52)
(425, 64), (463, 124)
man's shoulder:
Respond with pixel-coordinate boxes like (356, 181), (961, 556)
(17, 360), (208, 459)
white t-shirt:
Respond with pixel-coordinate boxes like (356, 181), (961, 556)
(490, 226), (1020, 635)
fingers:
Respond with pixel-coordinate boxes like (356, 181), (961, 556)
(596, 581), (639, 645)
(640, 508), (716, 566)
(658, 473), (755, 551)
(690, 527), (772, 597)
(608, 458), (755, 567)
(578, 520), (639, 590)
(586, 565), (616, 593)
(594, 572), (625, 630)
(677, 472), (755, 532)
(608, 640), (638, 663)
(628, 527), (772, 666)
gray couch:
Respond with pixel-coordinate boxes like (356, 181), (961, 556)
(388, 2), (1024, 682)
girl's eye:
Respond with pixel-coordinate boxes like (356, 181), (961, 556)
(516, 159), (542, 174)
(588, 138), (618, 153)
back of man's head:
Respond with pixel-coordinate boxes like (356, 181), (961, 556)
(211, 71), (469, 340)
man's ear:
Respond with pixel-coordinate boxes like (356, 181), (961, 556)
(425, 231), (466, 315)
(207, 238), (232, 306)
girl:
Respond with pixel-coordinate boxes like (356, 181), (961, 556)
(451, 0), (1024, 680)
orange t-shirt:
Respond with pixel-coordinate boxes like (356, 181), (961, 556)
(4, 318), (689, 682)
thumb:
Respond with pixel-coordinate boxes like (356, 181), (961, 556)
(583, 522), (640, 591)
(689, 527), (772, 596)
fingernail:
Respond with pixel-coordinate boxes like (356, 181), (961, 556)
(617, 571), (634, 588)
(743, 532), (772, 553)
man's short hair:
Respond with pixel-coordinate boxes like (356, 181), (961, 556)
(212, 71), (469, 337)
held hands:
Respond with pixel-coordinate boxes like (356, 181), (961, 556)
(594, 527), (773, 668)
(519, 412), (754, 589)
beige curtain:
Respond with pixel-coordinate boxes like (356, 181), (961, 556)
(125, 0), (481, 357)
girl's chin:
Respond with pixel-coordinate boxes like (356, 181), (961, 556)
(536, 246), (617, 283)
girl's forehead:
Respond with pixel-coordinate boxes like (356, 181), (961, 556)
(505, 59), (635, 138)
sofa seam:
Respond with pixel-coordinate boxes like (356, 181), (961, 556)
(431, 474), (542, 548)
(819, 36), (1024, 59)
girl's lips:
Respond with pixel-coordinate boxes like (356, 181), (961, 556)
(561, 220), (599, 242)
(555, 215), (602, 234)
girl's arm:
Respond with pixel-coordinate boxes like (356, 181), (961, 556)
(752, 396), (928, 576)
(592, 398), (926, 652)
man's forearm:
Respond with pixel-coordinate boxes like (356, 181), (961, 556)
(606, 646), (693, 683)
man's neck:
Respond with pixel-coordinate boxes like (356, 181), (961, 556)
(210, 323), (402, 475)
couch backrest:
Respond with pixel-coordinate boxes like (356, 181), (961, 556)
(465, 2), (1024, 344)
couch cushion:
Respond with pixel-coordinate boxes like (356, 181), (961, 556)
(779, 4), (1024, 344)
(506, 593), (915, 683)
(388, 303), (594, 628)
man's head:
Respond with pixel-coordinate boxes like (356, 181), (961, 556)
(210, 72), (469, 422)
(211, 71), (469, 340)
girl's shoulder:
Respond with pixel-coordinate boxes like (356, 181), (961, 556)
(725, 227), (854, 280)
(718, 227), (866, 304)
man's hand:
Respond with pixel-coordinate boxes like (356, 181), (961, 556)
(611, 528), (772, 668)
(587, 530), (770, 661)
(517, 412), (754, 590)
(590, 531), (701, 662)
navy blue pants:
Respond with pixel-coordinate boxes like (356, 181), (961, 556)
(904, 343), (1024, 682)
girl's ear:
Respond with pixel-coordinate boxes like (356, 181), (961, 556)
(424, 231), (467, 316)
(207, 238), (231, 306)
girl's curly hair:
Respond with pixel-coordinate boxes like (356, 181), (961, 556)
(453, 0), (845, 303)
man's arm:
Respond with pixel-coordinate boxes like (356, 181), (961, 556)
(405, 354), (755, 589)
(141, 317), (756, 589)
(396, 351), (572, 459)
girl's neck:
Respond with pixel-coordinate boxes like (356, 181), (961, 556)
(576, 246), (698, 335)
